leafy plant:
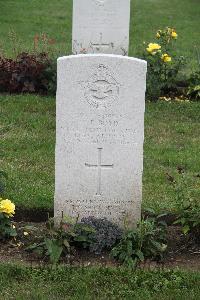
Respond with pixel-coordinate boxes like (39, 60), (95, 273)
(143, 27), (186, 101)
(26, 215), (95, 266)
(80, 217), (123, 254)
(0, 214), (17, 240)
(0, 52), (56, 95)
(111, 214), (168, 269)
(44, 238), (63, 265)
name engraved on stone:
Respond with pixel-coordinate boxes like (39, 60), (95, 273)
(84, 64), (119, 109)
(85, 148), (114, 195)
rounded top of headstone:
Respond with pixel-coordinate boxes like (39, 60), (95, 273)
(58, 54), (147, 68)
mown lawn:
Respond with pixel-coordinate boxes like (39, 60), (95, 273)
(1, 95), (200, 212)
(0, 264), (200, 299)
(0, 0), (199, 71)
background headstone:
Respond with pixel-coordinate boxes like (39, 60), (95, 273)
(72, 0), (131, 55)
(55, 54), (147, 228)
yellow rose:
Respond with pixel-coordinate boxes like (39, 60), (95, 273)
(146, 43), (161, 55)
(0, 199), (15, 217)
(171, 30), (178, 39)
(161, 54), (172, 63)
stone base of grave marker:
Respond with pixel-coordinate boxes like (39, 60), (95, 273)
(55, 54), (147, 228)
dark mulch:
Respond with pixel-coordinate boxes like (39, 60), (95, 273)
(14, 207), (54, 222)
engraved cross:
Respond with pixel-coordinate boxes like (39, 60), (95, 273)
(85, 148), (114, 196)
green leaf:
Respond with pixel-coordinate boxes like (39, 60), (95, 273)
(74, 236), (88, 242)
(135, 250), (144, 262)
(22, 225), (38, 231)
(194, 85), (200, 91)
(9, 228), (17, 237)
(173, 219), (181, 225)
(157, 213), (168, 219)
(182, 225), (190, 235)
(25, 242), (46, 251)
(45, 238), (63, 265)
(63, 239), (70, 251)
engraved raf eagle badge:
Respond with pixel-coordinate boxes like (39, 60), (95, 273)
(84, 64), (119, 109)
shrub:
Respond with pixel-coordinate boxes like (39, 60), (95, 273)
(0, 198), (17, 240)
(80, 217), (123, 254)
(111, 215), (168, 269)
(143, 27), (185, 101)
(26, 215), (95, 266)
(0, 52), (56, 95)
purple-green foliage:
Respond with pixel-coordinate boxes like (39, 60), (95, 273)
(80, 217), (123, 254)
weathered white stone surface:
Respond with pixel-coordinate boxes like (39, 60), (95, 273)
(72, 0), (130, 55)
(55, 54), (147, 228)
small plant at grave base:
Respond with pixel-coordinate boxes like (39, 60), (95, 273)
(111, 213), (168, 269)
(80, 217), (123, 254)
(143, 27), (185, 101)
(168, 169), (200, 242)
(0, 198), (17, 240)
(26, 215), (95, 266)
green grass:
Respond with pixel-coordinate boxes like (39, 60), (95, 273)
(1, 95), (200, 212)
(1, 95), (55, 209)
(0, 0), (200, 71)
(0, 264), (200, 299)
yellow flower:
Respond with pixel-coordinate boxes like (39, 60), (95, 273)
(0, 199), (15, 217)
(146, 43), (161, 55)
(161, 53), (172, 63)
(23, 231), (29, 236)
(171, 30), (178, 39)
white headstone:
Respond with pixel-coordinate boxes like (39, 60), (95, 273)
(55, 54), (147, 228)
(72, 0), (131, 55)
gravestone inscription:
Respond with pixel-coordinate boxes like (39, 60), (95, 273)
(72, 0), (131, 55)
(55, 54), (147, 227)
